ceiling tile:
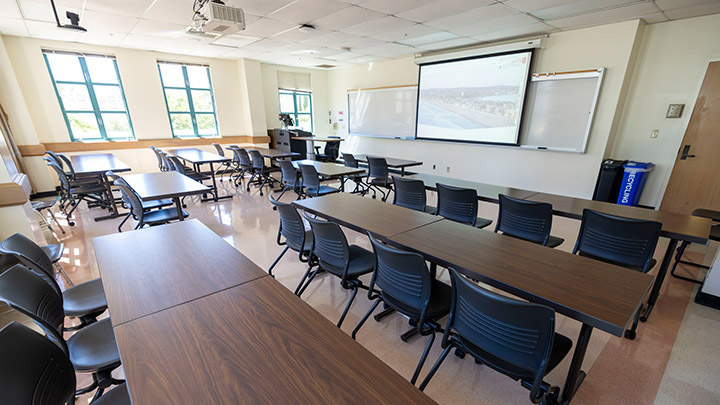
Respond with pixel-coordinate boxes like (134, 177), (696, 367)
(267, 0), (351, 25)
(287, 46), (338, 58)
(211, 34), (262, 48)
(19, 0), (79, 23)
(397, 0), (495, 23)
(396, 30), (458, 46)
(0, 0), (22, 19)
(241, 17), (297, 38)
(310, 6), (384, 31)
(425, 3), (518, 31)
(143, 0), (195, 25)
(336, 0), (373, 4)
(25, 19), (80, 40)
(640, 12), (669, 24)
(664, 2), (720, 19)
(341, 15), (416, 36)
(360, 41), (415, 54)
(271, 26), (331, 42)
(361, 0), (435, 15)
(299, 30), (363, 46)
(415, 36), (480, 50)
(131, 19), (186, 36)
(471, 21), (556, 42)
(120, 33), (171, 50)
(219, 48), (267, 59)
(530, 0), (644, 20)
(0, 17), (28, 36)
(502, 0), (579, 13)
(80, 10), (139, 33)
(84, 0), (153, 18)
(546, 2), (660, 29)
(368, 23), (443, 42)
(243, 37), (295, 51)
(78, 32), (125, 46)
(450, 13), (539, 37)
(655, 0), (719, 11)
(235, 0), (297, 17)
(334, 36), (386, 50)
(323, 50), (369, 60)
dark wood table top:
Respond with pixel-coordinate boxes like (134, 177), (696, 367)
(121, 172), (210, 201)
(293, 193), (443, 240)
(92, 219), (267, 325)
(390, 220), (654, 336)
(226, 146), (300, 159)
(354, 154), (423, 169)
(405, 173), (539, 203)
(291, 136), (344, 142)
(168, 148), (230, 163)
(70, 153), (131, 175)
(113, 276), (434, 404)
(526, 192), (712, 243)
(292, 159), (365, 178)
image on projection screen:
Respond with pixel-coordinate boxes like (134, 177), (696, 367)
(416, 50), (533, 144)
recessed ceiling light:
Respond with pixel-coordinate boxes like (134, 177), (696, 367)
(298, 24), (316, 33)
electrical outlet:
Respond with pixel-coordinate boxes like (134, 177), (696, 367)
(650, 129), (659, 138)
(446, 166), (450, 173)
(666, 104), (684, 118)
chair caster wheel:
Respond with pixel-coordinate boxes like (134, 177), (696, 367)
(474, 359), (482, 364)
(454, 348), (465, 359)
(624, 329), (636, 340)
(372, 195), (376, 199)
(182, 204), (187, 208)
(272, 206), (277, 211)
(68, 221), (75, 226)
(400, 335), (410, 343)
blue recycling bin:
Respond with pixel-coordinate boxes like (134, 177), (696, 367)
(616, 161), (654, 206)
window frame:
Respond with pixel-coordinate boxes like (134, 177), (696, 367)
(279, 89), (313, 133)
(43, 51), (135, 142)
(158, 62), (220, 138)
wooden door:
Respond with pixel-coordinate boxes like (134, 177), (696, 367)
(661, 62), (720, 215)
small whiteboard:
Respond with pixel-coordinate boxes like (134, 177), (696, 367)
(348, 86), (417, 138)
(519, 69), (604, 153)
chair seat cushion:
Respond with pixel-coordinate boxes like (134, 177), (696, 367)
(92, 383), (131, 405)
(692, 208), (720, 222)
(70, 183), (107, 194)
(31, 199), (56, 210)
(323, 245), (374, 279)
(424, 205), (436, 214)
(144, 208), (189, 224)
(63, 278), (108, 317)
(141, 198), (174, 210)
(383, 279), (452, 321)
(306, 185), (340, 196)
(370, 177), (393, 186)
(67, 318), (121, 372)
(578, 251), (656, 273)
(545, 235), (565, 248)
(473, 217), (493, 229)
(41, 243), (64, 263)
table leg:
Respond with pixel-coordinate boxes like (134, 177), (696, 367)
(174, 197), (184, 221)
(561, 323), (593, 404)
(201, 162), (233, 202)
(401, 167), (405, 176)
(340, 175), (345, 192)
(640, 238), (679, 322)
(93, 173), (122, 222)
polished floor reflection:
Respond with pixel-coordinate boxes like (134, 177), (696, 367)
(2, 176), (719, 404)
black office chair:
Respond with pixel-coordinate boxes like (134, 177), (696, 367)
(276, 160), (302, 201)
(267, 195), (314, 277)
(168, 156), (209, 183)
(365, 157), (393, 201)
(158, 151), (173, 173)
(342, 153), (366, 194)
(296, 213), (375, 328)
(47, 161), (109, 226)
(419, 269), (572, 404)
(315, 139), (340, 162)
(114, 178), (188, 230)
(435, 183), (492, 229)
(392, 176), (435, 213)
(495, 194), (564, 248)
(106, 171), (174, 233)
(150, 146), (166, 172)
(31, 196), (66, 237)
(212, 143), (233, 181)
(46, 151), (100, 186)
(246, 150), (279, 196)
(352, 233), (451, 384)
(0, 264), (124, 401)
(231, 147), (252, 186)
(573, 209), (661, 339)
(0, 232), (108, 332)
(299, 164), (340, 198)
(669, 208), (720, 284)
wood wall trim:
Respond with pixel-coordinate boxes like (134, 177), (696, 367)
(0, 182), (28, 207)
(18, 136), (271, 157)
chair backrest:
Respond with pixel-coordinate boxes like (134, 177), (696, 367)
(0, 264), (67, 353)
(324, 142), (340, 161)
(299, 164), (320, 191)
(159, 151), (173, 172)
(392, 176), (427, 212)
(343, 153), (358, 168)
(0, 233), (62, 297)
(46, 161), (71, 193)
(277, 160), (298, 187)
(168, 156), (186, 174)
(249, 150), (265, 170)
(436, 183), (478, 226)
(447, 268), (556, 399)
(212, 143), (225, 157)
(495, 194), (554, 245)
(114, 178), (145, 224)
(368, 234), (431, 318)
(235, 148), (251, 168)
(573, 209), (661, 272)
(150, 147), (164, 171)
(44, 151), (64, 170)
(0, 322), (76, 405)
(303, 213), (350, 278)
(367, 157), (389, 180)
(269, 195), (307, 251)
(56, 154), (75, 178)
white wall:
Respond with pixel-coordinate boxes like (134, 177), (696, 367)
(613, 13), (720, 207)
(327, 20), (644, 199)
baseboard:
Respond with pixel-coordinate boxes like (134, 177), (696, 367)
(695, 289), (720, 310)
(30, 189), (59, 200)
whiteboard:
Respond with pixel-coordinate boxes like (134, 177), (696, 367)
(348, 86), (417, 138)
(518, 69), (604, 153)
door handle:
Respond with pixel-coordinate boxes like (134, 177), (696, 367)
(680, 145), (696, 160)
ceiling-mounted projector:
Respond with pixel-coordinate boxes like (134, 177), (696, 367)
(190, 0), (245, 36)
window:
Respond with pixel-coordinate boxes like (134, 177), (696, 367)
(158, 62), (219, 138)
(44, 51), (134, 141)
(279, 90), (313, 132)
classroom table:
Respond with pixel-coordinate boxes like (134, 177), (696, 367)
(525, 192), (713, 323)
(92, 220), (434, 404)
(70, 153), (131, 222)
(167, 148), (232, 202)
(293, 193), (654, 403)
(405, 172), (539, 203)
(121, 172), (210, 221)
(353, 154), (423, 176)
(226, 146), (301, 160)
(292, 159), (365, 192)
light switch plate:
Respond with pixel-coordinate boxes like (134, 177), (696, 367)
(666, 104), (684, 118)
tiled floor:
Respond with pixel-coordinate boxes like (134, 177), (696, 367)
(2, 175), (719, 404)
